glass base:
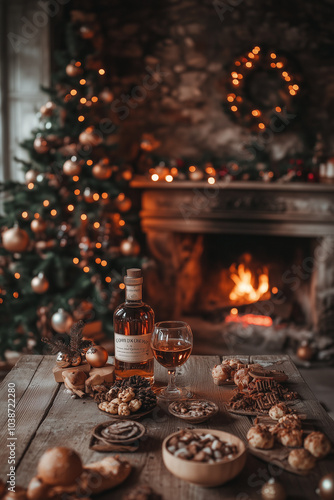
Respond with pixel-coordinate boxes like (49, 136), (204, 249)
(156, 386), (193, 401)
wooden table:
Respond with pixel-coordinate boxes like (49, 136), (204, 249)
(0, 354), (333, 499)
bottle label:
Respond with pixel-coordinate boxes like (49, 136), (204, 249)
(114, 333), (153, 363)
(125, 284), (142, 301)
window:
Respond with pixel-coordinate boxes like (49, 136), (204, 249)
(0, 0), (50, 182)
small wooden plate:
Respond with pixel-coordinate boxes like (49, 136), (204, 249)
(98, 405), (156, 420)
(168, 400), (219, 424)
(93, 419), (146, 445)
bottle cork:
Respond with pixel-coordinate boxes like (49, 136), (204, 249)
(124, 268), (143, 285)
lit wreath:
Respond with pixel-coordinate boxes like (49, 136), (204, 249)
(224, 46), (302, 131)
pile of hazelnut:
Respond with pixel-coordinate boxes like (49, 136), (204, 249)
(99, 387), (142, 416)
(166, 430), (239, 463)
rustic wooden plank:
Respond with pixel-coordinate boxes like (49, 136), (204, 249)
(0, 355), (43, 409)
(0, 355), (59, 482)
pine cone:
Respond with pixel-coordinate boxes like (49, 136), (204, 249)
(136, 388), (157, 410)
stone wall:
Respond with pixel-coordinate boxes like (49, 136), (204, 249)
(68, 0), (334, 161)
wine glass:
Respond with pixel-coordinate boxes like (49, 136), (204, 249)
(151, 321), (193, 400)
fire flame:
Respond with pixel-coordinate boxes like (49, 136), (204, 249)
(229, 263), (269, 303)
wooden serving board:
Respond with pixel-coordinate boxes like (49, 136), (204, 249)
(225, 399), (307, 417)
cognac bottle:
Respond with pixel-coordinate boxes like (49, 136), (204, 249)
(113, 268), (155, 382)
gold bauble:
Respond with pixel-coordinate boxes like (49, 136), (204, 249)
(92, 163), (112, 180)
(297, 345), (314, 361)
(115, 195), (132, 212)
(79, 25), (94, 39)
(79, 127), (103, 146)
(33, 135), (49, 154)
(83, 187), (95, 203)
(319, 473), (334, 500)
(40, 101), (56, 117)
(63, 158), (82, 176)
(2, 226), (30, 253)
(25, 169), (38, 184)
(56, 352), (71, 368)
(261, 478), (286, 500)
(31, 218), (47, 233)
(189, 169), (204, 181)
(121, 168), (133, 181)
(66, 63), (83, 77)
(120, 237), (140, 257)
(85, 346), (108, 368)
(51, 308), (73, 334)
(31, 272), (49, 294)
(99, 88), (114, 103)
(71, 354), (82, 367)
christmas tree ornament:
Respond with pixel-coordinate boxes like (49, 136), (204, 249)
(25, 169), (38, 184)
(121, 166), (133, 181)
(261, 478), (286, 500)
(83, 187), (95, 203)
(318, 473), (334, 499)
(92, 161), (113, 180)
(71, 354), (82, 367)
(31, 272), (49, 294)
(79, 126), (103, 146)
(40, 101), (56, 117)
(297, 342), (314, 361)
(51, 308), (73, 334)
(56, 352), (71, 368)
(115, 194), (132, 212)
(99, 88), (114, 103)
(63, 157), (82, 176)
(120, 236), (140, 256)
(66, 61), (83, 77)
(79, 24), (94, 39)
(31, 218), (47, 233)
(189, 167), (204, 181)
(85, 345), (108, 367)
(33, 135), (49, 154)
(2, 226), (30, 253)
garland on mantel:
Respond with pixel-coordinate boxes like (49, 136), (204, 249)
(138, 136), (319, 184)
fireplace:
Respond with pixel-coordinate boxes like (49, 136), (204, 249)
(132, 177), (334, 353)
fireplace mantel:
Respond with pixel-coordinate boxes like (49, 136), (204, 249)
(131, 177), (334, 237)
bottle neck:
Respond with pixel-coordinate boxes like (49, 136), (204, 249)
(125, 283), (143, 303)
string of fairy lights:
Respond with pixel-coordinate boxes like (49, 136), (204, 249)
(225, 46), (300, 130)
(5, 59), (133, 304)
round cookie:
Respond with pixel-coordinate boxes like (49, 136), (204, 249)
(247, 425), (274, 449)
(288, 449), (316, 470)
(277, 429), (303, 448)
(269, 403), (288, 421)
(278, 414), (302, 430)
(304, 431), (331, 459)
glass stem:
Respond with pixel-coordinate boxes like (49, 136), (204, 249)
(167, 369), (177, 392)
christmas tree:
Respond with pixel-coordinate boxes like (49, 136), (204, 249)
(0, 7), (141, 357)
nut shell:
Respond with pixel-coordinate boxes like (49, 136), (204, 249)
(37, 447), (82, 486)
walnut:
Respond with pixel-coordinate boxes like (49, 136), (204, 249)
(106, 403), (118, 414)
(118, 403), (131, 416)
(111, 398), (121, 405)
(118, 387), (135, 402)
(128, 399), (142, 413)
(99, 402), (109, 411)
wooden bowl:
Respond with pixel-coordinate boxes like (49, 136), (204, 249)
(168, 400), (219, 424)
(162, 429), (247, 487)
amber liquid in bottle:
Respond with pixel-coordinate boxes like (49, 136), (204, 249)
(113, 269), (154, 383)
(152, 339), (192, 369)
